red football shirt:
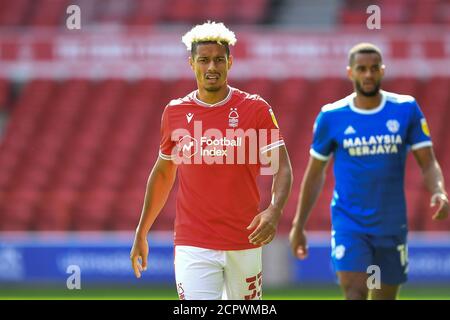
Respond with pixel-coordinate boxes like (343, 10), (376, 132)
(159, 86), (284, 250)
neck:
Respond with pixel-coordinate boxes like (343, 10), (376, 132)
(196, 85), (229, 105)
(353, 91), (382, 110)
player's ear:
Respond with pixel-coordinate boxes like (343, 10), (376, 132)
(227, 55), (233, 70)
(346, 65), (353, 81)
(189, 55), (194, 71)
(380, 64), (385, 77)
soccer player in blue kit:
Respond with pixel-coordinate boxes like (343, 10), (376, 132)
(289, 43), (449, 300)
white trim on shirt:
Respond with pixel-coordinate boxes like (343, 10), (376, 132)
(309, 148), (331, 161)
(260, 140), (285, 154)
(348, 91), (387, 115)
(411, 141), (433, 151)
(192, 86), (233, 107)
(159, 150), (175, 160)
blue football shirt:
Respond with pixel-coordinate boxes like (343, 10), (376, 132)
(311, 90), (432, 235)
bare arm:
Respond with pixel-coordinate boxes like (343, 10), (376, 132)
(130, 157), (178, 278)
(289, 156), (329, 259)
(248, 145), (293, 246)
(413, 146), (449, 220)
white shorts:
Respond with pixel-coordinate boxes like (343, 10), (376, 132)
(174, 245), (262, 300)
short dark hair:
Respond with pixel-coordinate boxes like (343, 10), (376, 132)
(348, 43), (382, 66)
(191, 41), (230, 58)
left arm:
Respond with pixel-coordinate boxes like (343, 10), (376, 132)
(413, 146), (449, 220)
(248, 145), (293, 245)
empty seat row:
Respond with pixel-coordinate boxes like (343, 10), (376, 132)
(0, 0), (269, 27)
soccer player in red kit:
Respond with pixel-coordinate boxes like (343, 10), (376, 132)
(130, 21), (293, 300)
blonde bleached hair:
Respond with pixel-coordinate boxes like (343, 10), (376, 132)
(181, 21), (237, 52)
(348, 42), (383, 66)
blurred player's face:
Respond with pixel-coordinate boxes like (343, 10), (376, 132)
(189, 43), (232, 92)
(347, 53), (385, 97)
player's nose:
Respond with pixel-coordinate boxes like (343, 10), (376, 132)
(363, 69), (375, 79)
(206, 60), (219, 72)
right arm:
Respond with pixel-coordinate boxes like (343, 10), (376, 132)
(289, 156), (329, 259)
(130, 157), (177, 278)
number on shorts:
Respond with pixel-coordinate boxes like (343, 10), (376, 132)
(244, 272), (262, 300)
(396, 244), (408, 267)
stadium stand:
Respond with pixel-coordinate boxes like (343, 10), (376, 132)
(0, 76), (449, 232)
(0, 0), (271, 27)
(340, 0), (450, 25)
(0, 0), (449, 234)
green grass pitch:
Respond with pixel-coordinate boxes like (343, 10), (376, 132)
(0, 285), (448, 300)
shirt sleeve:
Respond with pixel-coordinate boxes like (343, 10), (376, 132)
(406, 100), (433, 150)
(310, 111), (334, 161)
(159, 106), (176, 160)
(257, 99), (285, 154)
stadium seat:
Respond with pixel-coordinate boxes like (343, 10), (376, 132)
(165, 0), (203, 24)
(29, 0), (68, 26)
(232, 0), (269, 24)
(0, 0), (29, 26)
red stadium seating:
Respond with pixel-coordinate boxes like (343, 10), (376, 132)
(29, 0), (68, 26)
(0, 0), (447, 235)
(0, 76), (449, 232)
(0, 0), (271, 27)
(0, 79), (9, 111)
(0, 0), (29, 26)
(1, 0), (447, 28)
(341, 0), (448, 26)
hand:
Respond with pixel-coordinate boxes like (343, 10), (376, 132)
(289, 226), (308, 260)
(130, 235), (149, 278)
(431, 192), (449, 220)
(247, 206), (281, 246)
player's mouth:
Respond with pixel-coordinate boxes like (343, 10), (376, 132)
(205, 73), (220, 82)
(362, 80), (375, 86)
(362, 82), (376, 89)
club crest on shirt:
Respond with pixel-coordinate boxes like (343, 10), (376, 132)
(228, 108), (239, 127)
(386, 120), (400, 133)
(334, 245), (346, 260)
(421, 118), (430, 137)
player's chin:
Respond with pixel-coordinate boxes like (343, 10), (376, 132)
(204, 86), (219, 92)
(360, 88), (379, 97)
(203, 81), (226, 92)
(359, 86), (380, 97)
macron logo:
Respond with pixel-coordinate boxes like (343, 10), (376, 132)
(186, 113), (194, 123)
(344, 126), (356, 135)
